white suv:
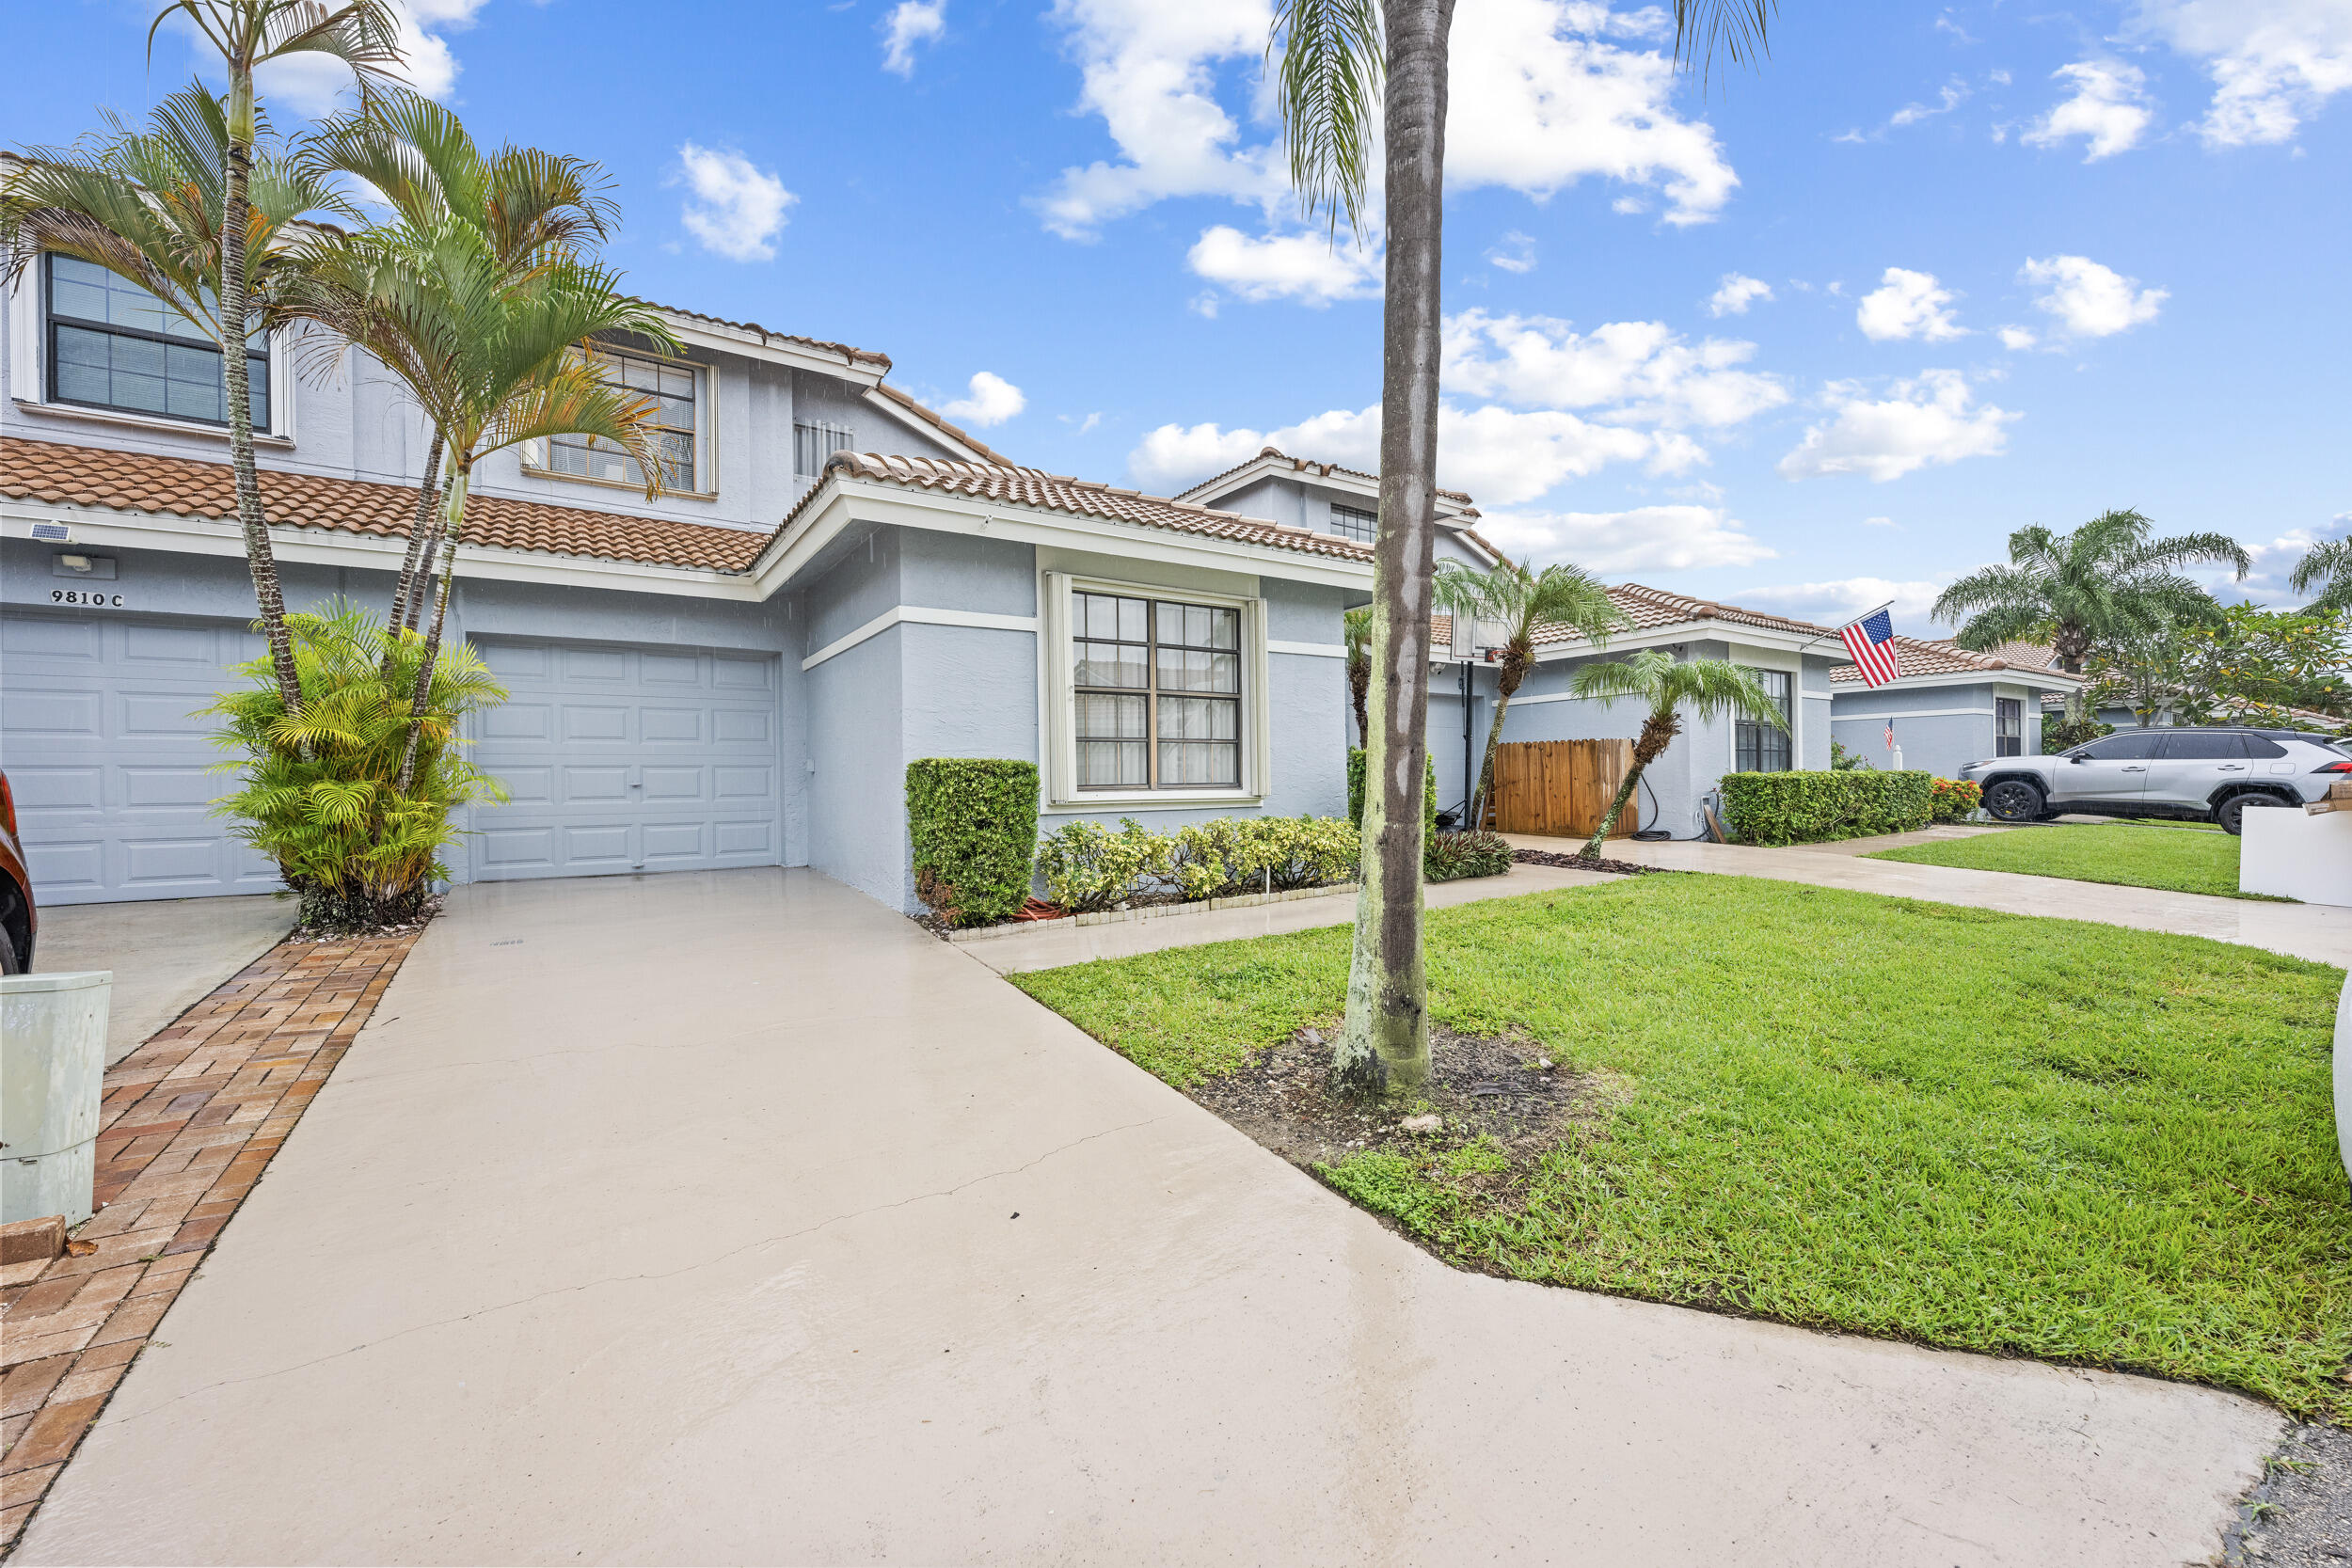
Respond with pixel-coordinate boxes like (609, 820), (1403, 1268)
(1961, 727), (2352, 833)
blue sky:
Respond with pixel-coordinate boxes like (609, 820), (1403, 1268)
(9, 0), (2348, 631)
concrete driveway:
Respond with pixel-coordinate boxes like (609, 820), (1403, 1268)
(17, 870), (2280, 1566)
(28, 895), (292, 1065)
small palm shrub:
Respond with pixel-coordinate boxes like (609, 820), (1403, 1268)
(203, 601), (508, 932)
(1423, 830), (1513, 881)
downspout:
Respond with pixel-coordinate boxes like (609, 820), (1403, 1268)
(1461, 656), (1472, 827)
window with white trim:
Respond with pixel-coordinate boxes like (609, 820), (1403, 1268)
(1735, 668), (1793, 772)
(1073, 592), (1243, 789)
(795, 421), (856, 480)
(546, 344), (701, 491)
(44, 254), (268, 430)
(1328, 503), (1375, 544)
(1994, 697), (2023, 756)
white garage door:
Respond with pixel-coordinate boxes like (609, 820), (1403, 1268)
(0, 611), (279, 905)
(469, 639), (783, 881)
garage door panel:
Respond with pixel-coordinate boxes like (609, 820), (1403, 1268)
(469, 640), (783, 882)
(4, 689), (103, 737)
(119, 691), (213, 736)
(5, 617), (103, 659)
(121, 764), (222, 808)
(120, 836), (230, 888)
(26, 840), (105, 893)
(9, 766), (105, 811)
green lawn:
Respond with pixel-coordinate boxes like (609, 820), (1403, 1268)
(1012, 877), (2352, 1414)
(1866, 821), (2261, 898)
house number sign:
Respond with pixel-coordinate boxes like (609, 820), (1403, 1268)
(50, 589), (126, 607)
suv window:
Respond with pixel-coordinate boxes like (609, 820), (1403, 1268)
(2157, 732), (2246, 759)
(2242, 736), (2289, 759)
(2074, 732), (2164, 760)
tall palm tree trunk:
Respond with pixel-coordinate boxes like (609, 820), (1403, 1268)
(1582, 709), (1677, 857)
(395, 466), (468, 792)
(386, 430), (444, 641)
(1468, 648), (1531, 827)
(218, 109), (300, 714)
(1336, 0), (1454, 1100)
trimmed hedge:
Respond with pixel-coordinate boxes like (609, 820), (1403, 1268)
(1720, 769), (1932, 846)
(906, 758), (1040, 927)
(1424, 830), (1514, 882)
(1928, 777), (1982, 824)
(1035, 815), (1359, 912)
(1347, 747), (1438, 836)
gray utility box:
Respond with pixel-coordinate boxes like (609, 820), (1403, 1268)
(2, 972), (112, 1227)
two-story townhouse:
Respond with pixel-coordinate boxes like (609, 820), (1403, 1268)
(1, 257), (1374, 914)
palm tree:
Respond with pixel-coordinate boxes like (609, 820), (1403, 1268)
(295, 218), (677, 787)
(1434, 559), (1624, 827)
(2292, 538), (2352, 617)
(1568, 651), (1787, 857)
(1931, 509), (2249, 735)
(1269, 0), (1776, 1099)
(147, 0), (402, 709)
(1343, 604), (1373, 746)
(301, 88), (618, 639)
(1, 83), (358, 711)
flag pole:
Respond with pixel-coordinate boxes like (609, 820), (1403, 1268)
(1794, 600), (1896, 654)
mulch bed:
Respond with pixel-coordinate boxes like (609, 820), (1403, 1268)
(1513, 847), (1677, 878)
(1190, 1022), (1619, 1171)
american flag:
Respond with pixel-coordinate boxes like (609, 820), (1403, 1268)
(1840, 609), (1902, 688)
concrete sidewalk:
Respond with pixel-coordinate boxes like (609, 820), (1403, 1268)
(17, 869), (2281, 1565)
(1507, 833), (2352, 966)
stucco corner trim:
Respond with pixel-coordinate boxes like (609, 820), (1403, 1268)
(802, 604), (1039, 671)
(1268, 639), (1346, 659)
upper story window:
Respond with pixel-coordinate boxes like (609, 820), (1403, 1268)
(1994, 697), (2023, 756)
(1073, 592), (1242, 789)
(1328, 503), (1375, 544)
(1735, 668), (1793, 772)
(44, 254), (268, 430)
(545, 345), (701, 492)
(795, 421), (856, 481)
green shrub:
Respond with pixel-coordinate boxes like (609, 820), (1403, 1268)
(905, 758), (1040, 926)
(1171, 815), (1359, 899)
(203, 601), (509, 933)
(1719, 769), (1933, 846)
(1035, 817), (1173, 912)
(1928, 777), (1983, 824)
(1424, 830), (1513, 881)
(2045, 711), (2112, 752)
(1347, 747), (1438, 836)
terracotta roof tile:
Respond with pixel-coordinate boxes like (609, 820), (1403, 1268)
(1829, 635), (2082, 684)
(796, 452), (1376, 563)
(1178, 446), (1480, 513)
(1435, 584), (1839, 653)
(3, 437), (772, 573)
(866, 383), (1016, 467)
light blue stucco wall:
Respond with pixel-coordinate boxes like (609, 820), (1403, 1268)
(1831, 679), (2050, 781)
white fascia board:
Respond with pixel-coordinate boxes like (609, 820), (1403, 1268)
(3, 500), (761, 600)
(1176, 455), (1477, 522)
(650, 309), (888, 386)
(750, 482), (1378, 596)
(1532, 620), (1842, 662)
(860, 388), (993, 464)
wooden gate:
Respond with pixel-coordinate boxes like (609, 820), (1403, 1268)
(1488, 738), (1635, 839)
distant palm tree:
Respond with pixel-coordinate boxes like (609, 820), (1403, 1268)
(1568, 651), (1787, 858)
(295, 220), (676, 787)
(0, 83), (358, 710)
(1343, 604), (1373, 746)
(1434, 559), (1623, 827)
(302, 88), (619, 640)
(1931, 509), (2249, 734)
(1270, 0), (1778, 1100)
(2293, 538), (2352, 617)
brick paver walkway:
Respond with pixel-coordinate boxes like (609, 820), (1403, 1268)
(0, 931), (417, 1550)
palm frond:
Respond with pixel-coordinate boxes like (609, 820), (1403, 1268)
(1267, 0), (1383, 240)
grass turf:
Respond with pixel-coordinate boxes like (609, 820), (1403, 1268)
(1867, 821), (2263, 899)
(1011, 875), (2351, 1414)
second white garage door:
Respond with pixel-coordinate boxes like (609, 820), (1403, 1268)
(468, 640), (784, 881)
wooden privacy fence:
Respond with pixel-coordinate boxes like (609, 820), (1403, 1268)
(1488, 738), (1635, 839)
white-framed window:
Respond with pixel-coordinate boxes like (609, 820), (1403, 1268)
(531, 342), (709, 495)
(1995, 697), (2024, 756)
(1042, 571), (1271, 806)
(795, 420), (856, 480)
(1328, 503), (1375, 544)
(1735, 667), (1794, 772)
(41, 253), (271, 431)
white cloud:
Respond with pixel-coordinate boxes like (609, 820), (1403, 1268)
(1480, 504), (1775, 572)
(1127, 402), (1685, 504)
(674, 145), (796, 262)
(939, 372), (1026, 427)
(1708, 273), (1773, 317)
(1862, 515), (1897, 527)
(1441, 309), (1790, 429)
(2022, 60), (2154, 161)
(1997, 325), (2039, 351)
(2020, 255), (2167, 338)
(1855, 267), (1967, 342)
(1034, 0), (1739, 240)
(1735, 577), (1947, 627)
(1777, 370), (2019, 483)
(1889, 78), (1971, 127)
(248, 0), (485, 111)
(2134, 0), (2352, 147)
(1486, 231), (1538, 274)
(881, 0), (947, 75)
(1187, 226), (1380, 305)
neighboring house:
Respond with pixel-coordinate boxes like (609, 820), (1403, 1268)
(1430, 585), (1848, 838)
(1829, 637), (2081, 780)
(1177, 446), (1502, 569)
(1, 259), (1372, 911)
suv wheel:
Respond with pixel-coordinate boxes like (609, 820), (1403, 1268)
(2215, 793), (2289, 836)
(1982, 779), (2046, 823)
